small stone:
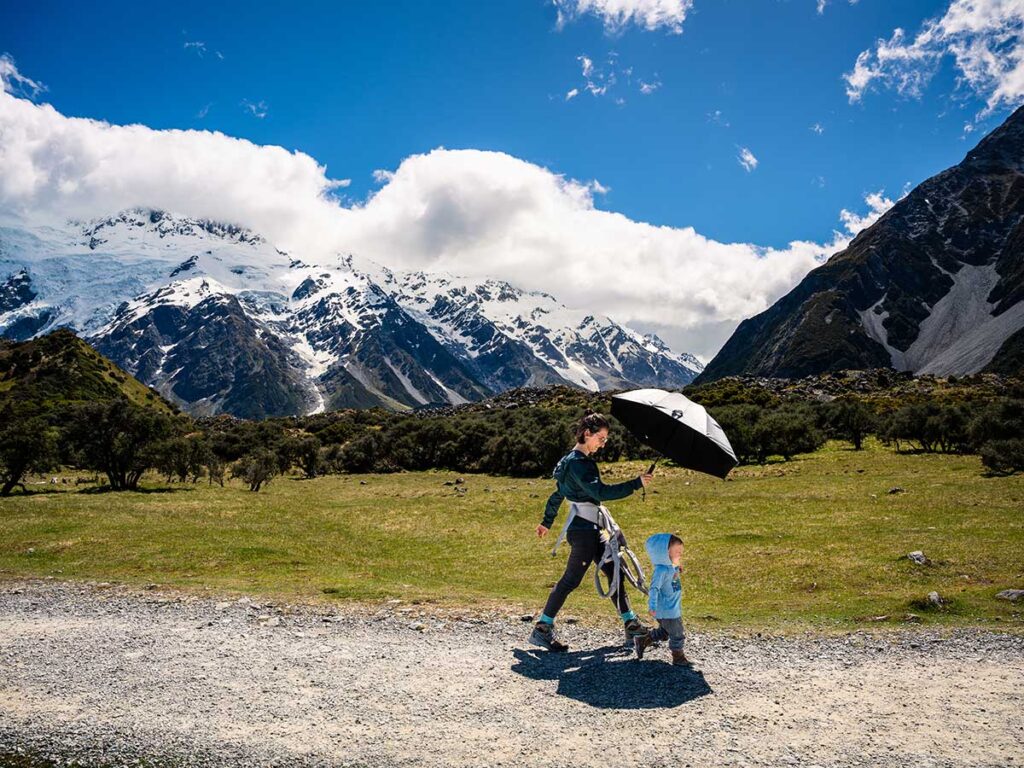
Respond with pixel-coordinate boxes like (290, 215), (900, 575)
(927, 591), (944, 607)
(565, 617), (579, 625)
(903, 613), (922, 623)
(519, 614), (534, 622)
(359, 480), (368, 485)
(995, 589), (1024, 602)
(888, 486), (905, 494)
(215, 601), (232, 610)
(409, 622), (427, 632)
(907, 551), (930, 565)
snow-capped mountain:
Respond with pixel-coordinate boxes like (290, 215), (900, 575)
(0, 208), (702, 416)
(698, 103), (1024, 382)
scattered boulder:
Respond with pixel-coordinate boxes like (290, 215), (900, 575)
(995, 589), (1024, 603)
(928, 591), (944, 608)
(888, 486), (905, 495)
(907, 551), (930, 565)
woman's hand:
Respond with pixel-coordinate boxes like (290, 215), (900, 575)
(536, 524), (550, 538)
(639, 472), (654, 487)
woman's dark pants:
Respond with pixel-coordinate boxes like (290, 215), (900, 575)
(543, 528), (631, 619)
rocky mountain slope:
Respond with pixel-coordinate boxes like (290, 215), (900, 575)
(0, 209), (701, 417)
(697, 104), (1024, 382)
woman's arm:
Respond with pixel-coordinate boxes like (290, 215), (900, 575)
(540, 489), (564, 530)
(571, 460), (643, 502)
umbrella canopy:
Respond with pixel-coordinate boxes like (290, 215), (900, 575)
(611, 388), (738, 479)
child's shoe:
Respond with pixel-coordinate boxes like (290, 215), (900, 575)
(633, 632), (654, 659)
(671, 650), (693, 667)
(623, 618), (650, 645)
(529, 621), (568, 652)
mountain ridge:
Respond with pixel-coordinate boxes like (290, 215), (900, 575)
(697, 104), (1024, 383)
(0, 209), (702, 417)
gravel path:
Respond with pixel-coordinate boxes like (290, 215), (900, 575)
(1, 580), (1022, 768)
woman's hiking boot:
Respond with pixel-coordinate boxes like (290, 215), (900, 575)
(633, 632), (654, 659)
(623, 618), (650, 645)
(529, 622), (568, 652)
(671, 650), (693, 667)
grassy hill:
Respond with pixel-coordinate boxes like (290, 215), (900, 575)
(0, 329), (177, 415)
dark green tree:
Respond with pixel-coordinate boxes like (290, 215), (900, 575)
(825, 397), (876, 450)
(0, 412), (60, 496)
(65, 399), (175, 490)
(231, 449), (279, 491)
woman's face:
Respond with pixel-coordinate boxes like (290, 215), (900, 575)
(583, 427), (609, 453)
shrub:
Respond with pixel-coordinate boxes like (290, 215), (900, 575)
(231, 449), (279, 491)
(980, 439), (1024, 475)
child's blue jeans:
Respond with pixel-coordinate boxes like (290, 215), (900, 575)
(649, 617), (685, 651)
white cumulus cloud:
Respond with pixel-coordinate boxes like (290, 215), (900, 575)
(554, 0), (692, 34)
(737, 147), (759, 172)
(0, 58), (888, 360)
(845, 0), (1024, 115)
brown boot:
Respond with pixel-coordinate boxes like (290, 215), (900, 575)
(671, 650), (693, 667)
(633, 632), (654, 659)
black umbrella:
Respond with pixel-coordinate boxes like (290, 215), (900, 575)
(611, 388), (738, 479)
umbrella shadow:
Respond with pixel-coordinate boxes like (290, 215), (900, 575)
(511, 644), (713, 710)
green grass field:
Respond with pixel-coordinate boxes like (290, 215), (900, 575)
(1, 439), (1021, 631)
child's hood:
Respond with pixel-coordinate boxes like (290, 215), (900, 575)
(645, 533), (675, 567)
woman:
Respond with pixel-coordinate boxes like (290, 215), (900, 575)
(530, 410), (653, 652)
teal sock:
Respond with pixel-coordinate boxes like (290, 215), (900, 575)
(620, 610), (637, 622)
(539, 613), (555, 625)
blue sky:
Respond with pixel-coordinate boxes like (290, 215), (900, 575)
(1, 0), (1021, 358)
(2, 0), (1002, 247)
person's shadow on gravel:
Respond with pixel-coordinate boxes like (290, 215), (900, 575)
(511, 645), (712, 709)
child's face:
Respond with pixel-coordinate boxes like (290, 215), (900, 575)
(668, 541), (683, 566)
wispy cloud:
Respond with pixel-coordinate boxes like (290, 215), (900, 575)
(554, 0), (693, 34)
(810, 122), (824, 134)
(707, 109), (730, 127)
(570, 52), (658, 101)
(241, 99), (268, 119)
(196, 103), (212, 119)
(0, 53), (46, 99)
(183, 40), (207, 57)
(817, 0), (859, 15)
(844, 0), (1024, 116)
(737, 147), (759, 172)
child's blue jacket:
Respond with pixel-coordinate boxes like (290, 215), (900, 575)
(645, 533), (682, 619)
